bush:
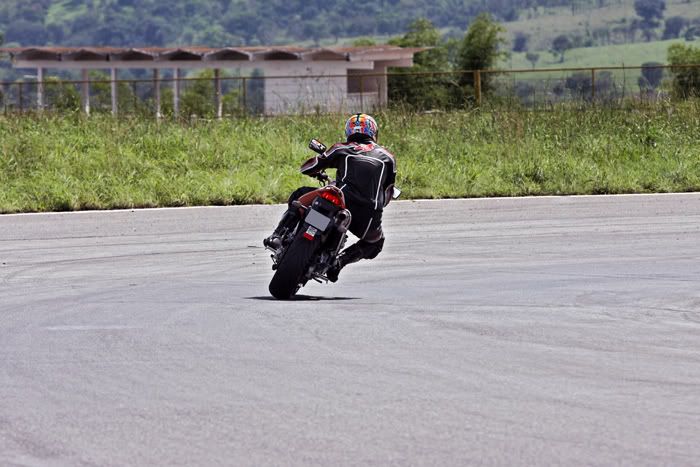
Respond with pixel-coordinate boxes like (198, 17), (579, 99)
(44, 77), (81, 111)
(668, 44), (700, 98)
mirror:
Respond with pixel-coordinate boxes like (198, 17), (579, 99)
(309, 139), (327, 154)
(392, 187), (402, 199)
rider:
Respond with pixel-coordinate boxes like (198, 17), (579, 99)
(264, 113), (397, 282)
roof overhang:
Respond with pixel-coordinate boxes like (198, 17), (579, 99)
(0, 45), (426, 68)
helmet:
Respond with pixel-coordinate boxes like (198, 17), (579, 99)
(345, 113), (378, 142)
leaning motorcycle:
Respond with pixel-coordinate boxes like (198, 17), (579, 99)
(265, 139), (352, 299)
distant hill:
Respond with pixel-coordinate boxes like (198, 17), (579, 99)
(507, 38), (690, 69)
(501, 0), (700, 52)
(0, 0), (507, 47)
(0, 0), (698, 51)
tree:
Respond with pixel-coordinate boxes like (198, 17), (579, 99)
(685, 26), (698, 41)
(526, 52), (540, 68)
(564, 71), (616, 101)
(592, 26), (611, 45)
(668, 43), (700, 98)
(44, 77), (81, 111)
(634, 0), (666, 41)
(88, 71), (142, 113)
(352, 38), (377, 46)
(639, 62), (664, 92)
(389, 18), (442, 49)
(551, 35), (572, 63)
(663, 16), (688, 39)
(457, 13), (508, 94)
(4, 20), (48, 45)
(565, 72), (592, 99)
(634, 0), (666, 26)
(512, 32), (529, 52)
(387, 18), (452, 109)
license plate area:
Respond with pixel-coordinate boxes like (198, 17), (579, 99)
(305, 208), (331, 231)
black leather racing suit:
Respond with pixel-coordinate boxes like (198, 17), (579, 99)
(300, 138), (396, 243)
(286, 135), (397, 275)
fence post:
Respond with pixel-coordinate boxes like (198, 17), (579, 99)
(110, 68), (118, 115)
(153, 69), (161, 119)
(37, 67), (44, 111)
(214, 68), (222, 120)
(81, 69), (90, 115)
(533, 80), (537, 109)
(474, 70), (482, 107)
(18, 81), (23, 113)
(621, 64), (627, 101)
(242, 77), (247, 115)
(591, 68), (596, 102)
(173, 68), (181, 117)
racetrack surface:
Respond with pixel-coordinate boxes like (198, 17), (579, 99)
(1, 194), (700, 466)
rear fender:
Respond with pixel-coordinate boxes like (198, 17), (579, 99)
(297, 185), (346, 210)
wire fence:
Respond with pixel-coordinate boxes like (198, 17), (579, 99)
(1, 64), (699, 117)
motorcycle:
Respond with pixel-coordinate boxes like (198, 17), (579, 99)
(264, 139), (353, 299)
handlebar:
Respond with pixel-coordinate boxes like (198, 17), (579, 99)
(314, 171), (331, 184)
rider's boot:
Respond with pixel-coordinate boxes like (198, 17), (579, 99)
(326, 242), (366, 283)
(263, 209), (299, 250)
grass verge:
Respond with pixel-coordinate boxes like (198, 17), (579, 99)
(1, 102), (699, 214)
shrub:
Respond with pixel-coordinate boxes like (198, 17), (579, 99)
(668, 44), (700, 98)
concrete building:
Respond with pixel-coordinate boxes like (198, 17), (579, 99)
(0, 45), (425, 116)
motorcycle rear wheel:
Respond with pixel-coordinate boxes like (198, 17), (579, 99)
(268, 228), (320, 299)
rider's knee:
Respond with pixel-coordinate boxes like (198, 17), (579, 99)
(359, 237), (384, 259)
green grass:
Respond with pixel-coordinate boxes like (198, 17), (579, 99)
(1, 104), (699, 214)
(500, 39), (693, 94)
(503, 0), (700, 52)
(506, 39), (692, 70)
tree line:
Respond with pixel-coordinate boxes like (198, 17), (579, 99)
(1, 0), (698, 49)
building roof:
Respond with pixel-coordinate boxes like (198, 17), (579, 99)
(0, 45), (427, 64)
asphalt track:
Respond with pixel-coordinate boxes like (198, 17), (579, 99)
(1, 194), (700, 466)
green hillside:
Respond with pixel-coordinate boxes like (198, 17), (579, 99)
(1, 0), (698, 85)
(507, 38), (690, 69)
(1, 0), (698, 49)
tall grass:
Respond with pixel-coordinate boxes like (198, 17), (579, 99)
(1, 103), (699, 213)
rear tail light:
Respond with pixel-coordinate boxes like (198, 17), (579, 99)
(320, 191), (343, 207)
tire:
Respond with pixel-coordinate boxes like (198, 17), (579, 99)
(268, 227), (320, 299)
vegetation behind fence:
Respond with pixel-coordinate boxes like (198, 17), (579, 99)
(1, 63), (699, 118)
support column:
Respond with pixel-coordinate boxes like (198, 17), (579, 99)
(110, 68), (118, 115)
(37, 67), (44, 111)
(359, 74), (364, 110)
(153, 69), (161, 119)
(214, 68), (222, 120)
(81, 69), (90, 115)
(173, 68), (181, 117)
(375, 65), (388, 108)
